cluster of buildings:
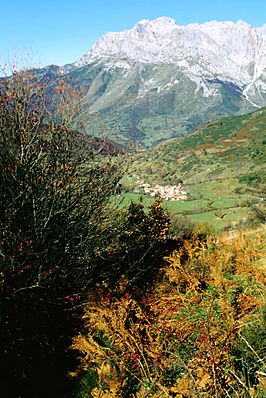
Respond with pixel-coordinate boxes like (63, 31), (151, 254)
(134, 182), (187, 201)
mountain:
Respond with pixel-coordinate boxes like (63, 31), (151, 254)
(65, 18), (266, 147)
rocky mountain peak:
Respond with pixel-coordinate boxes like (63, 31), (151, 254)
(70, 17), (266, 142)
(133, 16), (176, 34)
(75, 18), (265, 76)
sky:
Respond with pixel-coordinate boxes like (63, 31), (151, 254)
(1, 0), (266, 68)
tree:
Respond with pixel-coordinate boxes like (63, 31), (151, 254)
(0, 65), (124, 293)
(92, 198), (172, 289)
(0, 65), (123, 397)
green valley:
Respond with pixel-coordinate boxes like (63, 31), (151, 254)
(121, 107), (266, 231)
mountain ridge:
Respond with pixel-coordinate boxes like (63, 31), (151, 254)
(60, 18), (266, 146)
(74, 17), (266, 107)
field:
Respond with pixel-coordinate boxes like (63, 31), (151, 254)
(119, 179), (251, 231)
(119, 107), (266, 231)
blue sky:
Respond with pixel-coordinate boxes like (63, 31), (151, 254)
(1, 0), (265, 67)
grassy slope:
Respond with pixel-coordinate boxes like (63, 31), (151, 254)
(121, 107), (266, 230)
(68, 63), (258, 147)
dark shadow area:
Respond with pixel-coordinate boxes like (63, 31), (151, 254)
(0, 292), (80, 397)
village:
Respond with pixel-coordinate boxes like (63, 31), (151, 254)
(133, 180), (188, 201)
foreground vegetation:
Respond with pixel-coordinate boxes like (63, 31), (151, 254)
(0, 66), (175, 397)
(72, 227), (266, 397)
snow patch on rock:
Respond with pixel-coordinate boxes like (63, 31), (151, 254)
(74, 18), (266, 104)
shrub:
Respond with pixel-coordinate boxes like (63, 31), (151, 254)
(0, 65), (123, 396)
(234, 302), (266, 389)
(170, 214), (194, 240)
(72, 231), (266, 397)
(250, 203), (266, 224)
(90, 197), (172, 288)
(0, 65), (123, 295)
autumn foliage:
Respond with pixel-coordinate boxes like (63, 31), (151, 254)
(0, 66), (124, 397)
(0, 66), (125, 294)
(72, 230), (266, 397)
(0, 65), (175, 397)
